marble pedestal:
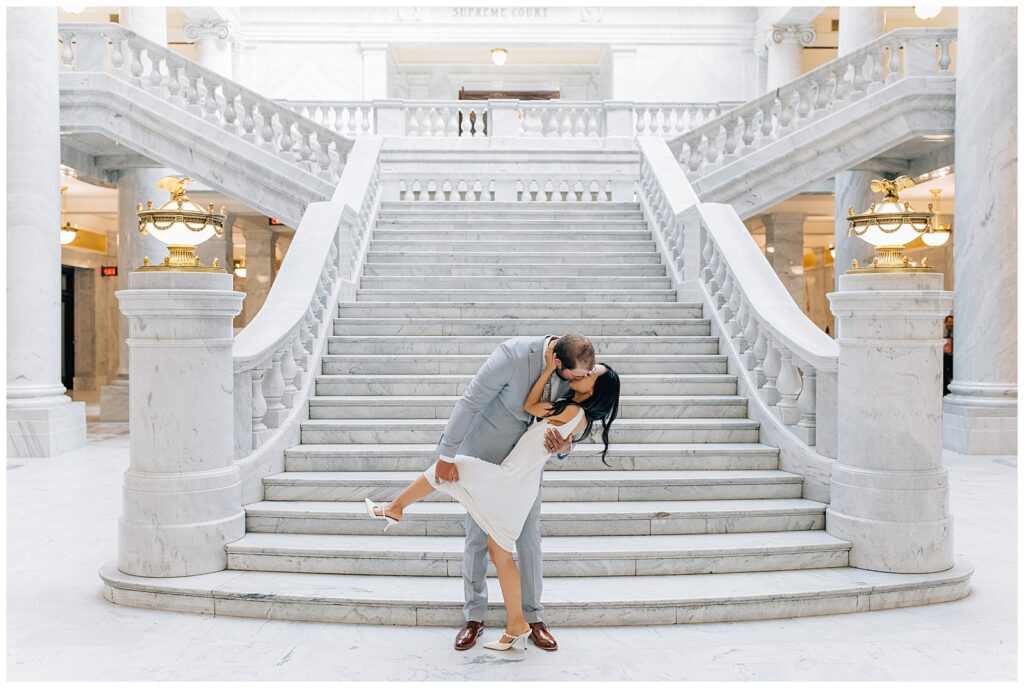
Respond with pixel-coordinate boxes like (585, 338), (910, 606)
(99, 379), (129, 422)
(116, 271), (245, 577)
(7, 396), (86, 458)
(826, 272), (955, 573)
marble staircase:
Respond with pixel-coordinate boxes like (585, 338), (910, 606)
(106, 200), (962, 626)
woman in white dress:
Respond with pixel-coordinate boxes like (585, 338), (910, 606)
(365, 346), (620, 651)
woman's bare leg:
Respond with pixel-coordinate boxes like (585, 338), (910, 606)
(374, 475), (435, 521)
(487, 536), (530, 639)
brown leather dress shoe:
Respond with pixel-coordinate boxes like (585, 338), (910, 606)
(529, 621), (558, 651)
(454, 621), (484, 651)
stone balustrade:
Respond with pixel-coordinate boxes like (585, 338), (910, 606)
(282, 99), (740, 139)
(231, 137), (382, 502)
(58, 23), (354, 184)
(639, 136), (838, 501)
(668, 28), (957, 176)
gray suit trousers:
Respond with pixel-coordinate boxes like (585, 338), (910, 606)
(456, 407), (545, 624)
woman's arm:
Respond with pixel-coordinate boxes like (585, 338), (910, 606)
(523, 345), (558, 419)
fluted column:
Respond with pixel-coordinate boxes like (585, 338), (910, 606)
(942, 7), (1018, 454)
(758, 24), (816, 91)
(761, 212), (805, 305)
(184, 20), (235, 78)
(6, 7), (87, 457)
(832, 6), (885, 291)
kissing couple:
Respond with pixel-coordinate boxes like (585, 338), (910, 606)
(365, 334), (620, 652)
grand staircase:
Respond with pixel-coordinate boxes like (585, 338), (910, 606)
(203, 201), (902, 626)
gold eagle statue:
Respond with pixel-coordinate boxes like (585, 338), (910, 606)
(869, 175), (915, 200)
(157, 175), (193, 202)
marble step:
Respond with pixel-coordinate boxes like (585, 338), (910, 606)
(380, 201), (642, 211)
(336, 302), (700, 319)
(307, 395), (745, 419)
(100, 559), (975, 627)
(377, 211), (646, 221)
(300, 417), (760, 444)
(284, 442), (780, 472)
(372, 227), (653, 240)
(327, 335), (721, 355)
(362, 263), (667, 277)
(315, 373), (737, 396)
(355, 289), (678, 303)
(369, 240), (658, 253)
(357, 275), (672, 290)
(262, 469), (800, 502)
(245, 498), (821, 537)
(319, 354), (727, 376)
(331, 318), (711, 337)
(365, 251), (663, 265)
(224, 530), (851, 578)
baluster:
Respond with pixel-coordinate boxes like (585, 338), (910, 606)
(718, 272), (735, 325)
(559, 109), (573, 138)
(185, 70), (202, 117)
(571, 109), (586, 137)
(886, 41), (902, 85)
(795, 85), (813, 121)
(361, 106), (373, 135)
(830, 67), (849, 103)
(849, 52), (869, 98)
(291, 329), (308, 390)
(221, 86), (239, 134)
(739, 112), (756, 151)
(778, 92), (794, 130)
(761, 333), (781, 406)
(721, 119), (739, 160)
(758, 101), (774, 138)
(407, 107), (421, 137)
(279, 342), (299, 409)
(710, 249), (727, 306)
(165, 63), (184, 106)
(443, 108), (457, 137)
(59, 32), (75, 68)
(109, 33), (126, 73)
(279, 114), (296, 160)
(737, 299), (756, 356)
(200, 78), (222, 124)
(636, 108), (648, 137)
(700, 235), (716, 284)
(704, 130), (720, 165)
(147, 51), (164, 94)
(542, 109), (557, 137)
(751, 322), (768, 385)
(128, 41), (145, 87)
(586, 108), (600, 137)
(250, 368), (269, 447)
(433, 108), (447, 137)
(869, 49), (885, 90)
(938, 38), (952, 74)
(725, 275), (742, 336)
(775, 346), (802, 425)
(297, 125), (314, 169)
(796, 365), (817, 444)
(813, 75), (833, 111)
(261, 351), (287, 428)
(687, 138), (704, 173)
(240, 97), (257, 142)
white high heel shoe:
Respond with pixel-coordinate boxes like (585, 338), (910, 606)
(364, 498), (400, 532)
(482, 628), (531, 651)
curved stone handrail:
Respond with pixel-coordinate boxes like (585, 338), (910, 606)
(638, 136), (838, 501)
(668, 27), (957, 174)
(58, 23), (354, 183)
(230, 136), (383, 502)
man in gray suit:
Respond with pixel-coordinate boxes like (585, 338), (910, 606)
(435, 333), (597, 652)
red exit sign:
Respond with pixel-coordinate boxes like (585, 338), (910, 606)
(101, 265), (118, 277)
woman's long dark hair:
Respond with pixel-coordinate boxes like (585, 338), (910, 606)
(544, 362), (620, 465)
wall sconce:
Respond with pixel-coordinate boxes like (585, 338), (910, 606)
(922, 188), (952, 247)
(59, 185), (79, 245)
(137, 176), (225, 271)
(233, 258), (247, 278)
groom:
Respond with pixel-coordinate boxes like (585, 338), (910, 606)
(434, 333), (597, 651)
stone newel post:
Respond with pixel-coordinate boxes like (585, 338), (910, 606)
(116, 271), (245, 577)
(826, 272), (954, 573)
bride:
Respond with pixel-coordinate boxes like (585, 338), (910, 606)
(364, 346), (620, 652)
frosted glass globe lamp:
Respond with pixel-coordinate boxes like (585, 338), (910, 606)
(846, 176), (934, 272)
(491, 48), (509, 66)
(137, 176), (225, 271)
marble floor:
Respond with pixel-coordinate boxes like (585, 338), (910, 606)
(6, 421), (1018, 681)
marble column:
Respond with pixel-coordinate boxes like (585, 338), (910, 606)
(760, 24), (816, 91)
(100, 169), (168, 421)
(832, 7), (885, 291)
(361, 43), (389, 100)
(761, 213), (805, 305)
(6, 7), (87, 457)
(826, 272), (955, 573)
(116, 271), (244, 576)
(243, 226), (275, 323)
(184, 20), (235, 78)
(942, 7), (1018, 455)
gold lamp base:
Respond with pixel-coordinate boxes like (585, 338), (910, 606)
(137, 245), (224, 272)
(847, 245), (934, 274)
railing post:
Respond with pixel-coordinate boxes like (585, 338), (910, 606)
(115, 271), (244, 577)
(488, 99), (520, 138)
(373, 100), (407, 136)
(901, 35), (939, 76)
(604, 101), (635, 138)
(826, 271), (954, 573)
